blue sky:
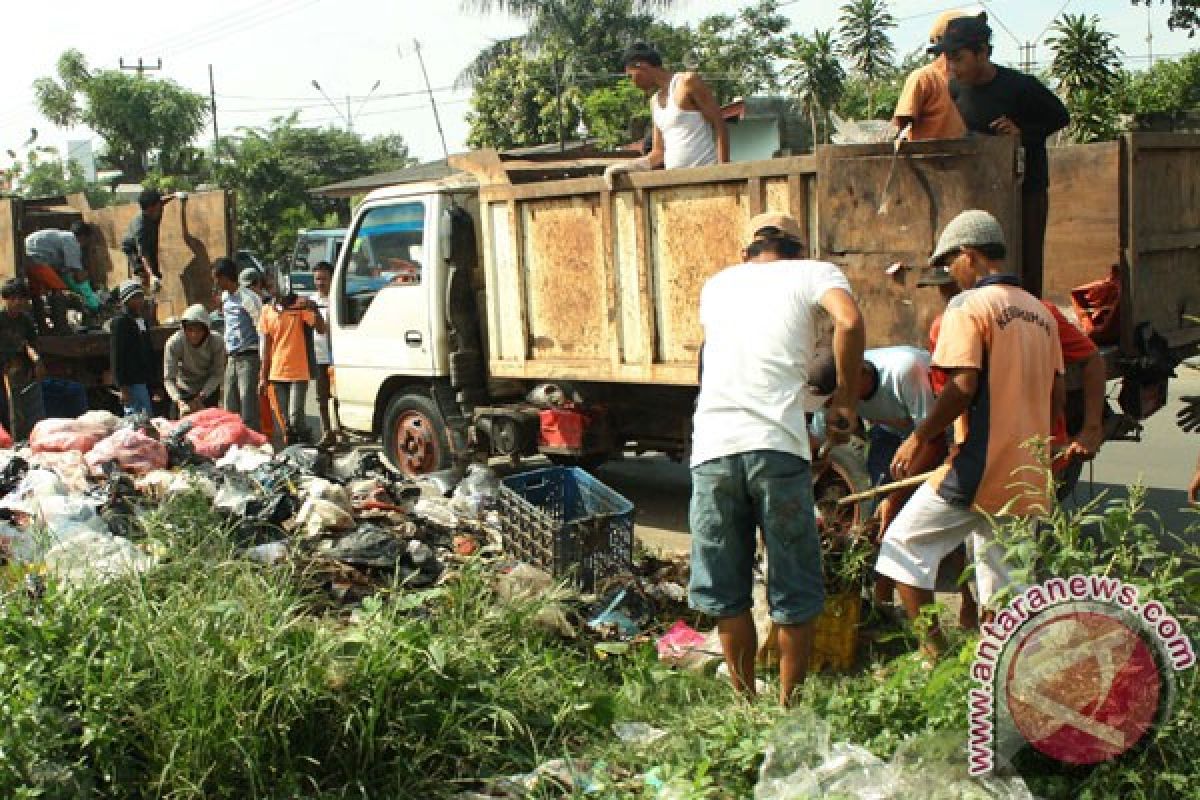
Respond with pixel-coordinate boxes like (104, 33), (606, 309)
(1, 0), (1194, 166)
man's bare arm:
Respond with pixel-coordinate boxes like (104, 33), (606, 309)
(685, 73), (729, 163)
(820, 287), (865, 436)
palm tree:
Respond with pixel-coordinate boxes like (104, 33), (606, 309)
(456, 0), (678, 87)
(784, 30), (847, 147)
(1046, 13), (1124, 142)
(837, 0), (896, 118)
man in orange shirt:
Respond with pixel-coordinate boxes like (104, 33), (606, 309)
(878, 211), (1064, 654)
(258, 292), (325, 445)
(891, 11), (968, 142)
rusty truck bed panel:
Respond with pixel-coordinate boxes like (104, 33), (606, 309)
(463, 133), (1198, 387)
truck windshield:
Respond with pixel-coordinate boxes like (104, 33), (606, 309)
(341, 202), (424, 326)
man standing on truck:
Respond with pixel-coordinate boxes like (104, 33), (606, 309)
(603, 42), (729, 188)
(891, 11), (968, 141)
(689, 211), (865, 704)
(121, 188), (173, 284)
(23, 221), (102, 334)
(0, 280), (46, 440)
(876, 210), (1064, 656)
(212, 257), (262, 432)
(934, 13), (1069, 298)
(163, 304), (226, 417)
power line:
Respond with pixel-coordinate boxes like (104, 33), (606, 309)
(163, 0), (324, 59)
(142, 0), (318, 56)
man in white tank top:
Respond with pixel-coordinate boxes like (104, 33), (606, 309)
(603, 42), (729, 188)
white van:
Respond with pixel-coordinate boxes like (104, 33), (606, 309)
(286, 228), (346, 297)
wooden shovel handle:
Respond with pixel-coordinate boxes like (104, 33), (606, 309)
(836, 470), (935, 506)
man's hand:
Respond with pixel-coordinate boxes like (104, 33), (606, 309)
(1065, 423), (1104, 463)
(825, 391), (858, 444)
(602, 157), (652, 190)
(1177, 395), (1200, 432)
(890, 433), (923, 480)
(990, 116), (1021, 135)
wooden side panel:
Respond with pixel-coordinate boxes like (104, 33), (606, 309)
(1043, 142), (1121, 308)
(483, 201), (522, 364)
(83, 190), (231, 320)
(1127, 134), (1200, 348)
(519, 196), (609, 362)
(817, 136), (1021, 348)
(613, 191), (645, 366)
(647, 184), (749, 364)
(0, 198), (17, 283)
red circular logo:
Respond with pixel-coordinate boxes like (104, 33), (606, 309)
(1004, 610), (1161, 765)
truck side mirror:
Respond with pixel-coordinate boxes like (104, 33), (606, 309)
(439, 209), (454, 263)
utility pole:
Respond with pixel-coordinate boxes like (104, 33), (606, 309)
(208, 64), (219, 153)
(311, 79), (379, 132)
(1146, 4), (1154, 65)
(119, 57), (162, 77)
(412, 40), (450, 160)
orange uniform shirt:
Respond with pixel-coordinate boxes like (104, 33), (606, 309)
(259, 304), (316, 382)
(928, 276), (1064, 516)
(894, 57), (967, 141)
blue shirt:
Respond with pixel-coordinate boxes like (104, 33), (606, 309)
(222, 288), (260, 354)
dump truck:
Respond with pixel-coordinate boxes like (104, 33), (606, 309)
(0, 190), (235, 408)
(328, 134), (1200, 509)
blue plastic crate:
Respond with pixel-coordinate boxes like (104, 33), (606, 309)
(498, 466), (634, 591)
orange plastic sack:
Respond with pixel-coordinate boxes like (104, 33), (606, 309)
(1070, 264), (1121, 346)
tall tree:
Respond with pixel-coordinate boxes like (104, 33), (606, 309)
(33, 49), (207, 182)
(212, 116), (414, 260)
(466, 52), (584, 149)
(1118, 49), (1200, 113)
(1047, 14), (1124, 142)
(687, 0), (792, 103)
(837, 0), (896, 118)
(784, 30), (847, 146)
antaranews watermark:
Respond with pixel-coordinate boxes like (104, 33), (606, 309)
(967, 574), (1195, 776)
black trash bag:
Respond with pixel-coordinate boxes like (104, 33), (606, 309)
(93, 462), (143, 539)
(325, 526), (404, 568)
(279, 445), (330, 477)
(0, 456), (30, 497)
(163, 421), (203, 468)
(246, 492), (299, 527)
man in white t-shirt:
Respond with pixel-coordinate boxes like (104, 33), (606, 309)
(312, 261), (338, 447)
(690, 211), (865, 704)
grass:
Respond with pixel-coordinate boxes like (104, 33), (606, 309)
(0, 487), (1197, 799)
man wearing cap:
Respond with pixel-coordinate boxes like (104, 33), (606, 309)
(603, 42), (729, 188)
(932, 13), (1069, 299)
(877, 210), (1064, 654)
(163, 304), (226, 417)
(122, 188), (174, 283)
(23, 221), (102, 334)
(690, 210), (864, 703)
(891, 11), (968, 142)
(110, 279), (158, 416)
(212, 257), (262, 431)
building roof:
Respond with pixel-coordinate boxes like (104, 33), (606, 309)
(311, 159), (458, 198)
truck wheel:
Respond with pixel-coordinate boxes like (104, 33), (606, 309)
(813, 443), (873, 538)
(381, 393), (453, 476)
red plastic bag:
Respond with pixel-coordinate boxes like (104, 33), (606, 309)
(30, 417), (113, 454)
(1070, 264), (1121, 346)
(85, 428), (169, 475)
(180, 408), (269, 459)
(0, 423), (11, 449)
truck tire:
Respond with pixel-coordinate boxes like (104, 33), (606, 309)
(381, 392), (453, 476)
(813, 443), (873, 538)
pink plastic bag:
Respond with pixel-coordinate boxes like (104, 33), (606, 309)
(85, 429), (169, 475)
(30, 417), (112, 454)
(179, 408), (268, 459)
(656, 620), (709, 663)
(0, 423), (11, 449)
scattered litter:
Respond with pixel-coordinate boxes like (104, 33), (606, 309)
(215, 444), (274, 472)
(295, 496), (355, 537)
(450, 463), (501, 519)
(28, 450), (91, 494)
(245, 541), (288, 565)
(613, 721), (668, 746)
(656, 620), (721, 670)
(43, 530), (156, 588)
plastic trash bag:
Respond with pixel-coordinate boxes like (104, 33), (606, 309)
(450, 463), (501, 519)
(29, 415), (117, 454)
(85, 428), (169, 476)
(0, 468), (67, 515)
(43, 530), (155, 588)
(656, 620), (721, 670)
(0, 520), (39, 563)
(28, 450), (91, 494)
(245, 540), (288, 565)
(294, 496), (355, 537)
(613, 721), (668, 746)
(176, 408), (269, 459)
(215, 444), (274, 472)
(305, 477), (353, 515)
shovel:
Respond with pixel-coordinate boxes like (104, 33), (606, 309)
(876, 123), (912, 216)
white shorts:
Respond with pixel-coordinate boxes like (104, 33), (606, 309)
(875, 481), (1016, 608)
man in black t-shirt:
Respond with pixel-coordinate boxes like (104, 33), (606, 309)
(932, 13), (1069, 299)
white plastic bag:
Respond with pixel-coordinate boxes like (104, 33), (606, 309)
(293, 496), (355, 537)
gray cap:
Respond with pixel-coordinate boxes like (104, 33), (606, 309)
(181, 303), (210, 329)
(929, 209), (1006, 266)
(238, 267), (263, 287)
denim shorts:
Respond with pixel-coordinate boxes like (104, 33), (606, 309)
(689, 450), (824, 625)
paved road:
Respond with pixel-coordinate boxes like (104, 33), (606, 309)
(596, 367), (1200, 556)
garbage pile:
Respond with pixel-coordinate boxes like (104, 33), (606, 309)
(0, 409), (501, 600)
